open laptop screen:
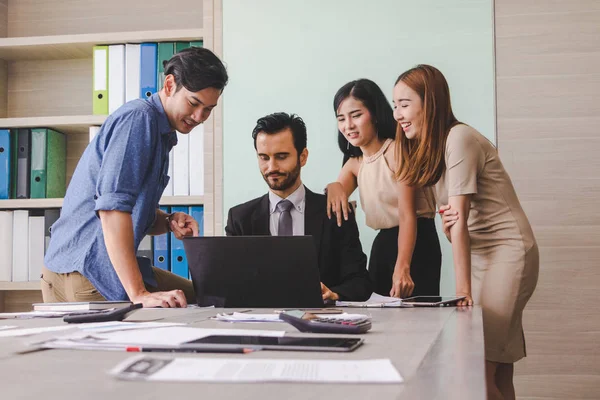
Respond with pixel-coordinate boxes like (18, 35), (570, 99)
(183, 236), (324, 308)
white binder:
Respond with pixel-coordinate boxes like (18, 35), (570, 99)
(28, 216), (45, 281)
(0, 211), (13, 281)
(163, 154), (174, 196)
(12, 210), (29, 282)
(189, 124), (204, 195)
(108, 44), (125, 114)
(173, 132), (190, 196)
(125, 44), (141, 103)
(89, 126), (101, 143)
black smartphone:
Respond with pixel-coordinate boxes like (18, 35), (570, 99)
(182, 335), (364, 352)
(63, 303), (143, 323)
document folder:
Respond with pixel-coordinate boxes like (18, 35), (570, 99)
(108, 44), (126, 114)
(30, 128), (47, 198)
(125, 44), (141, 102)
(170, 206), (188, 278)
(0, 129), (10, 199)
(153, 206), (170, 271)
(157, 42), (174, 91)
(93, 45), (109, 115)
(30, 129), (66, 199)
(140, 43), (158, 99)
(16, 128), (31, 199)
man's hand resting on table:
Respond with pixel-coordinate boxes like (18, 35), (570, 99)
(131, 289), (188, 308)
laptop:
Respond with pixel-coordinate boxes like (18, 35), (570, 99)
(183, 236), (325, 308)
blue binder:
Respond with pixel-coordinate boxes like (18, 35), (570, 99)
(140, 43), (158, 99)
(0, 129), (10, 199)
(153, 206), (170, 271)
(189, 206), (204, 237)
(188, 206), (204, 278)
(170, 206), (189, 278)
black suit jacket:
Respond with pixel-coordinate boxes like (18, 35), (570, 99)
(225, 187), (372, 301)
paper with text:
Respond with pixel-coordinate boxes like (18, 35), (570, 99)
(111, 356), (404, 383)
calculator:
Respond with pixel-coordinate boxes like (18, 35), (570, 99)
(279, 310), (372, 334)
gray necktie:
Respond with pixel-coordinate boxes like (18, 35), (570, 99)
(276, 200), (294, 236)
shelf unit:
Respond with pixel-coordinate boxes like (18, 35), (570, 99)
(0, 0), (217, 310)
(0, 196), (205, 210)
(0, 29), (205, 61)
(0, 281), (40, 291)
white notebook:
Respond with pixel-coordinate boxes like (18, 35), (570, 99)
(33, 301), (132, 312)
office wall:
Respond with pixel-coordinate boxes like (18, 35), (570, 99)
(495, 0), (600, 398)
(222, 0), (495, 296)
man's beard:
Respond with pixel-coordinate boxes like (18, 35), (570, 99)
(262, 161), (301, 191)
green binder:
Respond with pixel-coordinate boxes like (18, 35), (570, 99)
(46, 129), (66, 198)
(30, 128), (66, 198)
(30, 129), (47, 198)
(157, 42), (175, 91)
(175, 42), (190, 53)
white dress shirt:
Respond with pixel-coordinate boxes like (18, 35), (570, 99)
(269, 184), (306, 236)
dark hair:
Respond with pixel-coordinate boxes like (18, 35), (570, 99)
(333, 79), (396, 165)
(164, 47), (228, 93)
(252, 112), (307, 156)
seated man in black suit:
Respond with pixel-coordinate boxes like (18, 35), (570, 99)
(225, 112), (372, 301)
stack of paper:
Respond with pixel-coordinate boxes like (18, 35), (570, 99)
(336, 293), (410, 308)
(213, 312), (371, 323)
(38, 327), (286, 352)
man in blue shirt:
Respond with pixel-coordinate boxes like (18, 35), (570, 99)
(42, 47), (228, 308)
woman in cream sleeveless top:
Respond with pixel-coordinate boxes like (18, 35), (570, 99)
(357, 138), (441, 296)
(326, 79), (441, 298)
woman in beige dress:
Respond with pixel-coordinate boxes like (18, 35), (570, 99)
(392, 64), (539, 400)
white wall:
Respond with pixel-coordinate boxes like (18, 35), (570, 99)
(222, 0), (495, 295)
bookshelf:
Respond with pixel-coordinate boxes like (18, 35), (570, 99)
(0, 196), (205, 210)
(0, 29), (204, 61)
(0, 281), (40, 291)
(0, 0), (218, 311)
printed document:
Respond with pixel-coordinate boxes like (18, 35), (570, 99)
(111, 355), (404, 383)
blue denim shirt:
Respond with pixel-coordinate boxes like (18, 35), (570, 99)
(44, 94), (177, 300)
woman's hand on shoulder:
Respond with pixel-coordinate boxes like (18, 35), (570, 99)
(439, 204), (459, 242)
(326, 182), (352, 227)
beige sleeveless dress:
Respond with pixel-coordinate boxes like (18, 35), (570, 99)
(435, 124), (539, 363)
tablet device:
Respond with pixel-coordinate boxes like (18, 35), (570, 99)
(182, 335), (363, 352)
(401, 296), (466, 307)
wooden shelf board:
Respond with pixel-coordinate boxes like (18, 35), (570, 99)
(0, 196), (204, 209)
(0, 281), (41, 291)
(0, 29), (204, 61)
(0, 115), (107, 135)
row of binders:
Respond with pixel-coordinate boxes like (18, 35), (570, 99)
(91, 41), (205, 197)
(88, 124), (204, 197)
(0, 205), (204, 283)
(93, 41), (203, 115)
(0, 209), (59, 282)
(0, 129), (66, 200)
(142, 206), (205, 279)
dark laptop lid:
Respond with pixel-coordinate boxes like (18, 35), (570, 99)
(183, 236), (324, 308)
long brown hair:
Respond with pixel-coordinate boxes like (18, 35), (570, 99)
(394, 65), (460, 187)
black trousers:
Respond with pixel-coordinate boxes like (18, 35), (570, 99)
(369, 218), (442, 297)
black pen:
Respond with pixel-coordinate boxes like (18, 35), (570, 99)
(126, 346), (255, 354)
